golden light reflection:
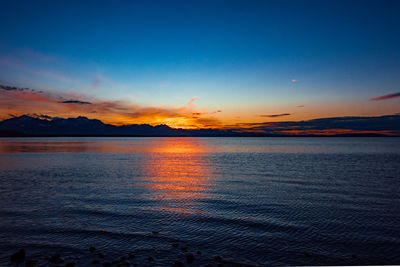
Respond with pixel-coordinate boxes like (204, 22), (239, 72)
(139, 138), (213, 215)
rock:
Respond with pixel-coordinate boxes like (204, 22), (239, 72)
(102, 262), (112, 267)
(172, 261), (185, 267)
(25, 259), (37, 267)
(97, 253), (104, 258)
(147, 256), (154, 261)
(172, 243), (179, 248)
(92, 259), (100, 264)
(120, 256), (126, 261)
(64, 263), (76, 267)
(196, 250), (202, 255)
(152, 231), (159, 234)
(128, 253), (135, 259)
(214, 256), (222, 262)
(186, 253), (195, 264)
(305, 252), (312, 258)
(10, 249), (26, 263)
(205, 264), (214, 267)
(112, 259), (120, 264)
(89, 246), (96, 252)
(49, 254), (64, 264)
(181, 246), (188, 252)
(217, 264), (223, 267)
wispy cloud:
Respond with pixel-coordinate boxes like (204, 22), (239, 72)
(0, 55), (75, 85)
(260, 113), (291, 118)
(370, 92), (400, 101)
(22, 48), (58, 63)
(296, 105), (304, 108)
(0, 84), (222, 128)
(187, 97), (199, 108)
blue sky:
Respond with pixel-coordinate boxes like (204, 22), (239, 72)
(0, 0), (399, 126)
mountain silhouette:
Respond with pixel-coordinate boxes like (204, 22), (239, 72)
(0, 115), (233, 137)
(0, 115), (398, 137)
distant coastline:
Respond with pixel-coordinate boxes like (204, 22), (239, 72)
(0, 133), (396, 138)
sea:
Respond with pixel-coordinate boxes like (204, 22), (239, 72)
(0, 137), (399, 266)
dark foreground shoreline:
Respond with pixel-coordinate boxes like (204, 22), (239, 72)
(9, 241), (257, 267)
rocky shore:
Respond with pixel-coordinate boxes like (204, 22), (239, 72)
(9, 239), (257, 267)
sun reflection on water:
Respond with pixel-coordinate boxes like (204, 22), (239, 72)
(139, 138), (213, 215)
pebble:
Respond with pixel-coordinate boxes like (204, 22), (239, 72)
(89, 246), (96, 252)
(214, 256), (222, 262)
(49, 254), (64, 264)
(97, 252), (104, 258)
(25, 259), (37, 267)
(147, 256), (154, 261)
(186, 253), (195, 264)
(129, 253), (135, 258)
(173, 261), (185, 267)
(10, 249), (26, 263)
(92, 259), (100, 264)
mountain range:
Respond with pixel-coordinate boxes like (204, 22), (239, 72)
(0, 114), (399, 137)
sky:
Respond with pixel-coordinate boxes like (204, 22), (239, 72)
(1, 0), (400, 129)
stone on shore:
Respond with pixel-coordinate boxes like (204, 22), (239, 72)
(49, 254), (64, 264)
(186, 253), (195, 264)
(214, 255), (222, 262)
(10, 249), (26, 263)
(173, 261), (185, 267)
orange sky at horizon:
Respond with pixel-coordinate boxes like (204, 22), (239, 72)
(0, 85), (399, 129)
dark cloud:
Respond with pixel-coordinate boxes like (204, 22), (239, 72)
(60, 100), (92, 105)
(233, 114), (400, 135)
(260, 113), (291, 118)
(370, 92), (400, 101)
(31, 113), (53, 120)
(0, 84), (34, 92)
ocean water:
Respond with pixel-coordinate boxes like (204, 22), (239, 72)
(0, 137), (399, 266)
